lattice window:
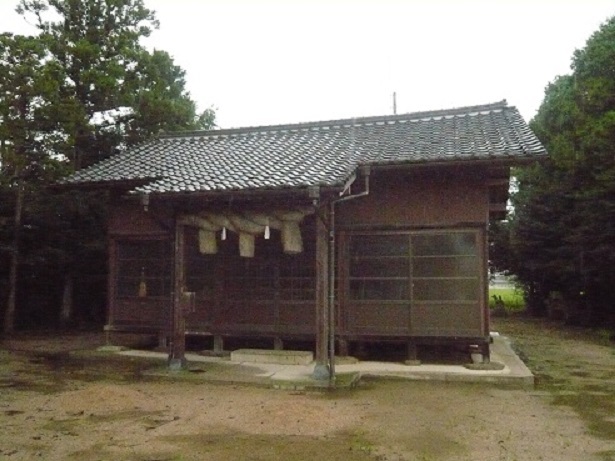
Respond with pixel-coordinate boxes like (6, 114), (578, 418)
(116, 240), (171, 298)
(412, 233), (479, 303)
(348, 231), (479, 302)
(349, 234), (410, 300)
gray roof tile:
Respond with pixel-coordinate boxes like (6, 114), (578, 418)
(62, 100), (546, 195)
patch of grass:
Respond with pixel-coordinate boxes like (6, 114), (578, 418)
(552, 392), (615, 440)
(349, 431), (375, 456)
(159, 432), (375, 461)
(596, 329), (615, 346)
(489, 286), (525, 312)
(334, 371), (361, 388)
(597, 449), (615, 461)
(69, 442), (186, 461)
(42, 416), (83, 434)
(496, 317), (615, 443)
(51, 351), (162, 380)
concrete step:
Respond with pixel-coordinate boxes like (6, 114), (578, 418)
(230, 349), (313, 365)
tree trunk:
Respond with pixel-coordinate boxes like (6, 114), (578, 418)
(4, 176), (24, 335)
(60, 274), (74, 328)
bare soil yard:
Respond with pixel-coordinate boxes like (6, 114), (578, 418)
(1, 317), (614, 461)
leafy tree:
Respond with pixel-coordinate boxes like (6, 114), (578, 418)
(508, 16), (615, 324)
(1, 0), (215, 333)
(16, 0), (214, 169)
(0, 33), (65, 333)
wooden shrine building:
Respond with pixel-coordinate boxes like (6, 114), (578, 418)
(62, 101), (546, 370)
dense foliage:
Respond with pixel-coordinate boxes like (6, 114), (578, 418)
(1, 0), (215, 333)
(505, 16), (615, 325)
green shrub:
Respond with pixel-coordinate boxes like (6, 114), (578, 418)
(489, 287), (525, 313)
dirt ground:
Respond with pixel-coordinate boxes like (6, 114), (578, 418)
(1, 317), (614, 461)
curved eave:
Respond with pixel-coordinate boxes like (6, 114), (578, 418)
(364, 152), (548, 171)
(127, 184), (344, 202)
(49, 177), (163, 192)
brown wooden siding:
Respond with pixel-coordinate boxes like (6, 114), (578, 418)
(337, 228), (487, 339)
(181, 223), (316, 338)
(108, 235), (172, 332)
(333, 166), (490, 341)
(106, 202), (172, 332)
(105, 168), (491, 345)
(108, 201), (172, 237)
(336, 167), (489, 229)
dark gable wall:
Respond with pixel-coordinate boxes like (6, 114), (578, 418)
(336, 166), (489, 229)
(106, 200), (172, 333)
(335, 165), (490, 340)
(108, 201), (172, 237)
(106, 164), (491, 237)
(104, 164), (491, 342)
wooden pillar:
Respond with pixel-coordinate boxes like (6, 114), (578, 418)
(337, 338), (349, 357)
(107, 239), (117, 333)
(405, 341), (421, 365)
(169, 220), (186, 370)
(480, 341), (491, 364)
(104, 326), (112, 346)
(313, 206), (329, 379)
(157, 330), (168, 349)
(213, 335), (224, 353)
(480, 225), (490, 338)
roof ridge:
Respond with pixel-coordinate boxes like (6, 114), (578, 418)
(60, 98), (546, 193)
(399, 99), (510, 119)
(158, 100), (511, 140)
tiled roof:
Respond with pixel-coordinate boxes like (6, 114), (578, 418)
(62, 100), (546, 195)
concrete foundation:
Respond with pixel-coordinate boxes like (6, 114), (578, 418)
(230, 349), (313, 365)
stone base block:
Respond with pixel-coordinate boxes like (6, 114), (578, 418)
(230, 349), (313, 365)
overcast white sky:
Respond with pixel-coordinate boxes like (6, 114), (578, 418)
(1, 0), (613, 129)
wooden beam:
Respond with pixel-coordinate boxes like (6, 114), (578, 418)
(313, 205), (329, 378)
(169, 219), (186, 369)
(107, 239), (117, 329)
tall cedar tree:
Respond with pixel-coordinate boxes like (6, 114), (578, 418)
(1, 0), (215, 332)
(509, 16), (615, 324)
(17, 0), (215, 169)
(0, 34), (62, 333)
